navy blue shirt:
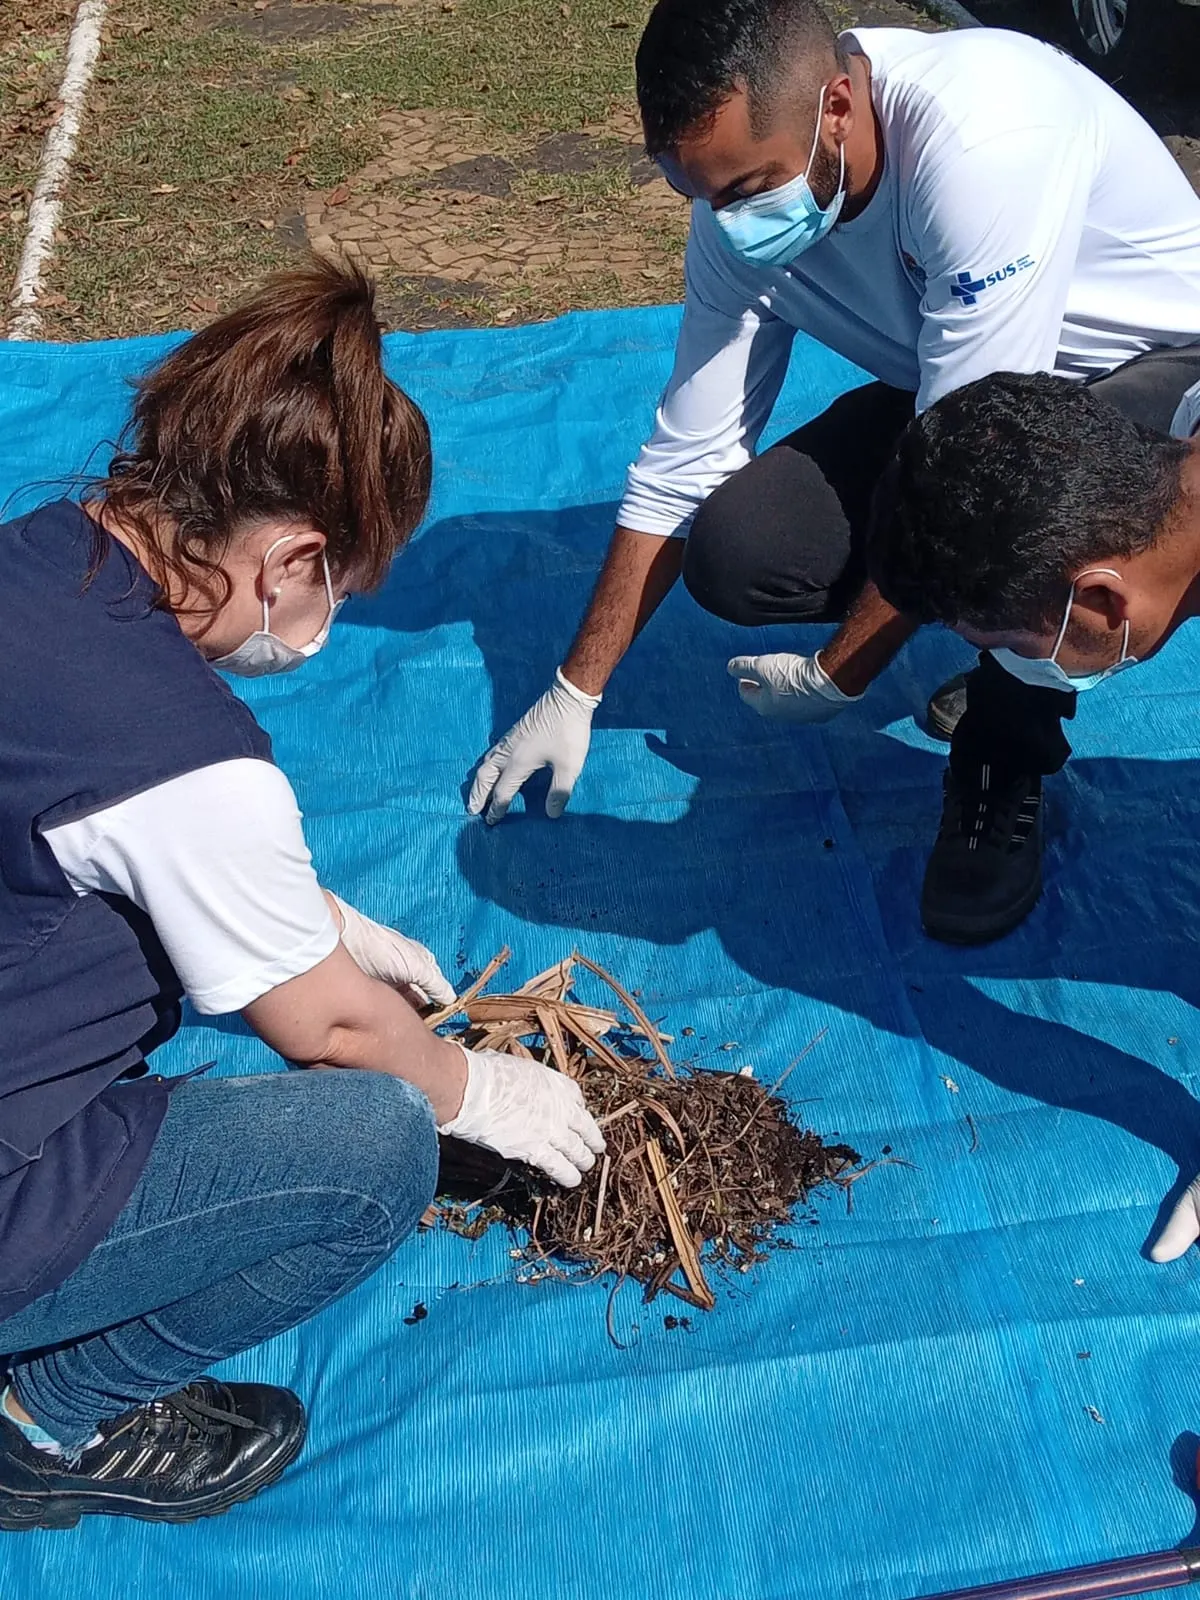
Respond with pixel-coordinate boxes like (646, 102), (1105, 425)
(0, 501), (273, 1323)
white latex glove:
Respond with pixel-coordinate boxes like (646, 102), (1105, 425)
(329, 894), (457, 1008)
(727, 651), (864, 724)
(467, 668), (601, 825)
(438, 1044), (606, 1188)
(1151, 1175), (1200, 1261)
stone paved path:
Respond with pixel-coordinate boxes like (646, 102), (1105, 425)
(301, 106), (689, 327)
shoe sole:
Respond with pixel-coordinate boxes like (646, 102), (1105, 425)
(0, 1415), (307, 1531)
(921, 868), (1043, 946)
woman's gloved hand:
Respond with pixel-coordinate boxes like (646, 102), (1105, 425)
(327, 894), (457, 1008)
(1151, 1175), (1200, 1261)
(438, 1044), (606, 1188)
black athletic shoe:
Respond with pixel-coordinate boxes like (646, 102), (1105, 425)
(0, 1380), (306, 1530)
(921, 769), (1043, 945)
(925, 673), (968, 742)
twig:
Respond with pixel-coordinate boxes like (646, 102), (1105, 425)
(659, 1279), (712, 1311)
(646, 1137), (715, 1310)
(965, 1114), (980, 1154)
(575, 953), (676, 1079)
(424, 947), (512, 1027)
(605, 1275), (633, 1350)
(517, 957), (575, 1000)
(834, 1155), (916, 1215)
(597, 1100), (641, 1127)
(642, 1098), (689, 1162)
(593, 1154), (611, 1240)
(536, 1004), (574, 1079)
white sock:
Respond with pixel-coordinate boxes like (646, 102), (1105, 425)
(2, 1385), (67, 1456)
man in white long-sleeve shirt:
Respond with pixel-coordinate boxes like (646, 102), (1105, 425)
(468, 0), (1200, 946)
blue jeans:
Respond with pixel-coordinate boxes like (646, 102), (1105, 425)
(0, 1068), (438, 1452)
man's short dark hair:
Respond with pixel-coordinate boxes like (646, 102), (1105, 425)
(869, 372), (1189, 634)
(636, 0), (845, 158)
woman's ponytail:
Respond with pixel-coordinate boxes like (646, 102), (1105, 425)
(91, 255), (433, 607)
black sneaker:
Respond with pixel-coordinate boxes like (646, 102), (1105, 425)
(925, 673), (968, 742)
(922, 769), (1043, 944)
(0, 1379), (305, 1530)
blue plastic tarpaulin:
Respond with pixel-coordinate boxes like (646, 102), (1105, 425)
(2, 305), (1200, 1600)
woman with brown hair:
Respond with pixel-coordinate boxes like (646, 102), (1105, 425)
(0, 258), (603, 1529)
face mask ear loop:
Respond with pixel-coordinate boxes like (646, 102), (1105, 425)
(258, 533), (299, 633)
(1049, 581), (1077, 665)
(1051, 566), (1125, 666)
(306, 554), (338, 652)
(807, 84), (845, 216)
(805, 84), (829, 184)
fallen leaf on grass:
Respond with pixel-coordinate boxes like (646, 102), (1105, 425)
(148, 184), (178, 195)
(326, 183), (351, 206)
(187, 296), (220, 315)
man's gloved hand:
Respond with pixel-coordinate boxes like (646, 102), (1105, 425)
(1150, 1175), (1200, 1261)
(727, 651), (864, 724)
(439, 1044), (606, 1188)
(467, 668), (601, 824)
(328, 894), (457, 1008)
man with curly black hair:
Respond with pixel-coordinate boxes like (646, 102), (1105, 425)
(869, 372), (1199, 940)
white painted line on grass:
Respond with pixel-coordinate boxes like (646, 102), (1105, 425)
(5, 0), (108, 341)
(924, 0), (984, 26)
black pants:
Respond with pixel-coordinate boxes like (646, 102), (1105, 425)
(682, 346), (1200, 782)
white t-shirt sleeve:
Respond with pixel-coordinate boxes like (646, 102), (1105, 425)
(911, 126), (1097, 413)
(43, 758), (339, 1016)
(1171, 380), (1200, 439)
(616, 207), (798, 538)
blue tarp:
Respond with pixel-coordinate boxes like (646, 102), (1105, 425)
(2, 305), (1200, 1600)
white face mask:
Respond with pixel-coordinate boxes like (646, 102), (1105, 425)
(212, 534), (344, 678)
(990, 568), (1137, 693)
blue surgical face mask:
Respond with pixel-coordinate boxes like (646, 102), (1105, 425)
(990, 568), (1137, 693)
(708, 85), (846, 267)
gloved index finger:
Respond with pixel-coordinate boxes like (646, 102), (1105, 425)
(1150, 1185), (1200, 1261)
(418, 970), (457, 1008)
(485, 758), (544, 825)
(567, 1103), (606, 1154)
(554, 1128), (598, 1175)
(530, 1143), (583, 1189)
(546, 756), (584, 821)
(467, 752), (504, 816)
(727, 656), (764, 686)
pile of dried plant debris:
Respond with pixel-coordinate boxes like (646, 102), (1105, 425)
(425, 949), (868, 1312)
